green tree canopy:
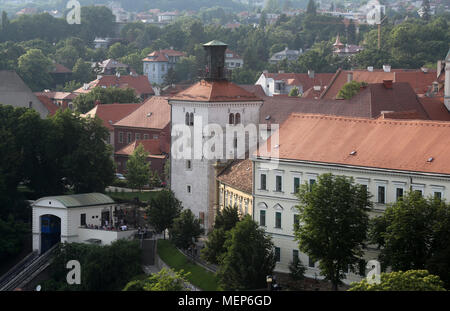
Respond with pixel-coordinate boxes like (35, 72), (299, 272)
(349, 270), (446, 291)
(294, 173), (371, 290)
(170, 209), (204, 250)
(218, 215), (275, 290)
(73, 87), (140, 113)
(146, 190), (182, 239)
(123, 268), (190, 291)
(337, 81), (368, 99)
(17, 48), (53, 91)
(125, 143), (151, 191)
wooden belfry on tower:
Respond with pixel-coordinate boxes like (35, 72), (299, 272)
(203, 40), (228, 80)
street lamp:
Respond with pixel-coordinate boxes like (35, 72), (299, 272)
(266, 275), (272, 291)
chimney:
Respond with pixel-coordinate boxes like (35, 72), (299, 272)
(367, 66), (374, 72)
(383, 80), (393, 89)
(437, 60), (444, 79)
(347, 72), (353, 83)
(308, 70), (315, 79)
(421, 67), (429, 73)
(383, 65), (391, 72)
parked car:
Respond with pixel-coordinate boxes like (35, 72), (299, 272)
(115, 173), (126, 180)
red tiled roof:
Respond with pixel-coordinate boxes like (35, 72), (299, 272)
(115, 139), (166, 159)
(225, 49), (242, 59)
(36, 95), (59, 116)
(321, 69), (438, 99)
(113, 96), (170, 129)
(51, 63), (72, 74)
(256, 113), (450, 175)
(419, 97), (450, 121)
(239, 84), (267, 98)
(217, 158), (253, 194)
(74, 75), (154, 96)
(82, 103), (142, 131)
(170, 80), (262, 102)
(143, 49), (186, 62)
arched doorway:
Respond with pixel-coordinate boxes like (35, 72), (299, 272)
(40, 214), (61, 253)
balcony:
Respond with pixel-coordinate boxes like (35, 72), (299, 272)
(78, 225), (138, 245)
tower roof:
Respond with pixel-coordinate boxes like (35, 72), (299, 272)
(169, 80), (261, 102)
(203, 40), (228, 46)
(333, 34), (344, 47)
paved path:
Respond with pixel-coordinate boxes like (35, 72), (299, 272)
(106, 186), (164, 192)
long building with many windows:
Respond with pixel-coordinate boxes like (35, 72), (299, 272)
(253, 113), (450, 284)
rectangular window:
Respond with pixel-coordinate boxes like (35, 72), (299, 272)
(153, 134), (159, 139)
(378, 186), (385, 204)
(435, 192), (442, 200)
(107, 133), (111, 144)
(260, 174), (267, 190)
(80, 214), (86, 226)
(276, 175), (282, 192)
(396, 188), (404, 201)
(143, 134), (149, 139)
(275, 212), (282, 228)
(294, 177), (300, 193)
(309, 179), (316, 191)
(186, 160), (191, 169)
(199, 212), (205, 225)
(119, 132), (124, 143)
(260, 210), (266, 226)
(308, 257), (315, 268)
(187, 185), (191, 193)
(135, 133), (141, 140)
(127, 132), (132, 143)
(275, 247), (281, 262)
(293, 250), (299, 262)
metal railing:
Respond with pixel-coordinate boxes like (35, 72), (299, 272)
(0, 244), (59, 291)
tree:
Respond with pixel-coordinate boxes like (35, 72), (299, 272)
(73, 87), (140, 113)
(421, 0), (431, 21)
(369, 191), (450, 288)
(55, 45), (79, 69)
(218, 215), (276, 290)
(288, 87), (300, 97)
(163, 67), (177, 87)
(123, 268), (190, 291)
(146, 190), (182, 239)
(170, 209), (204, 250)
(294, 173), (371, 290)
(337, 81), (368, 99)
(125, 144), (151, 191)
(72, 58), (93, 83)
(201, 205), (240, 264)
(289, 256), (306, 281)
(108, 42), (128, 60)
(0, 215), (29, 262)
(348, 270), (446, 291)
(306, 0), (317, 15)
(17, 48), (53, 91)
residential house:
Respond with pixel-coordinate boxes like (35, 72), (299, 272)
(95, 59), (131, 75)
(81, 103), (141, 150)
(253, 113), (450, 283)
(332, 34), (364, 58)
(269, 47), (303, 64)
(225, 49), (244, 70)
(112, 96), (171, 174)
(143, 49), (186, 85)
(50, 63), (72, 87)
(255, 71), (334, 96)
(0, 70), (51, 118)
(35, 91), (77, 110)
(74, 74), (155, 101)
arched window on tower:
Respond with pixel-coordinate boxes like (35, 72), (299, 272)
(235, 113), (241, 125)
(185, 112), (189, 126)
(189, 112), (194, 126)
(229, 113), (234, 125)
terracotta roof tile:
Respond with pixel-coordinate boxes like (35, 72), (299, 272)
(82, 103), (141, 131)
(74, 75), (154, 96)
(419, 97), (450, 121)
(170, 80), (262, 102)
(36, 95), (59, 116)
(217, 158), (253, 194)
(256, 113), (450, 175)
(113, 96), (170, 129)
(115, 139), (166, 159)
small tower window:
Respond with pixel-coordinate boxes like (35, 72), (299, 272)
(229, 113), (234, 125)
(189, 113), (194, 126)
(235, 113), (241, 125)
(185, 112), (189, 126)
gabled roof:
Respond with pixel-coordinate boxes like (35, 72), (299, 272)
(217, 158), (253, 194)
(34, 193), (114, 208)
(256, 113), (450, 175)
(115, 139), (166, 159)
(225, 49), (242, 60)
(99, 59), (129, 69)
(74, 75), (154, 96)
(113, 96), (170, 129)
(36, 95), (59, 116)
(143, 49), (185, 62)
(170, 80), (262, 102)
(82, 103), (141, 131)
(51, 63), (72, 74)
